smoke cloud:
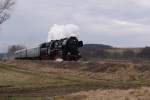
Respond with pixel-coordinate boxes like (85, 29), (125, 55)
(48, 24), (80, 42)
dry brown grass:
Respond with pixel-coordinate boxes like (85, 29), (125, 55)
(0, 60), (150, 98)
(58, 87), (150, 100)
(4, 60), (150, 82)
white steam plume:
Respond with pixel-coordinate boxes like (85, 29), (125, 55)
(48, 24), (80, 42)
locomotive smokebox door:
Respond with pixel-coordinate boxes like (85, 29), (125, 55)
(78, 41), (83, 47)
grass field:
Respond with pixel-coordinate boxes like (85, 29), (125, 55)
(0, 60), (150, 99)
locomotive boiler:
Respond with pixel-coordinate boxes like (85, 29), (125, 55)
(15, 37), (83, 61)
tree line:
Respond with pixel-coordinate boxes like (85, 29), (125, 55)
(80, 46), (150, 60)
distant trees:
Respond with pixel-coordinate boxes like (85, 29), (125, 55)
(123, 50), (135, 59)
(7, 45), (26, 55)
(138, 47), (150, 59)
(0, 0), (15, 24)
(80, 44), (150, 60)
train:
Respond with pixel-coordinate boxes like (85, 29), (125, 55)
(15, 37), (83, 61)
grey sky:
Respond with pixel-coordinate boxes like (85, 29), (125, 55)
(1, 0), (150, 52)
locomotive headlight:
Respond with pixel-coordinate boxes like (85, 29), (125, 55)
(68, 52), (71, 55)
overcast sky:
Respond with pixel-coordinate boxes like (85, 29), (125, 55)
(1, 0), (150, 52)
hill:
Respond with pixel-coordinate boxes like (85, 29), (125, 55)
(81, 44), (113, 50)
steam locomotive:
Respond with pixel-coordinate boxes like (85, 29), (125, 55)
(15, 37), (83, 61)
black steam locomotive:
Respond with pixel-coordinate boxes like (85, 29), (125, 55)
(15, 37), (83, 61)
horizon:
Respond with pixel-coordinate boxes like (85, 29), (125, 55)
(0, 43), (149, 54)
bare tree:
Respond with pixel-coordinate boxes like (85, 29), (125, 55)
(8, 45), (26, 55)
(0, 0), (15, 24)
